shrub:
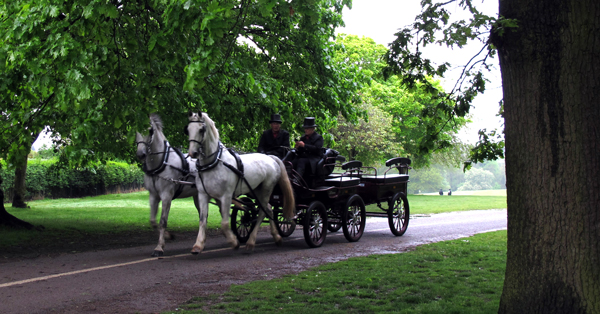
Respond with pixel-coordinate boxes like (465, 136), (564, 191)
(1, 159), (144, 202)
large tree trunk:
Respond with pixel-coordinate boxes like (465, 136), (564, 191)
(495, 0), (600, 312)
(0, 177), (37, 229)
(11, 132), (40, 208)
(11, 153), (29, 208)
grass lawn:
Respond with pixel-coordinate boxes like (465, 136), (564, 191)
(1, 191), (506, 251)
(173, 230), (507, 314)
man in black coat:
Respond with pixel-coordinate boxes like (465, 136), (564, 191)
(294, 117), (324, 177)
(257, 114), (290, 159)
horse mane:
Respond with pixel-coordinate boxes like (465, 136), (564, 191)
(149, 113), (164, 132)
(201, 112), (220, 140)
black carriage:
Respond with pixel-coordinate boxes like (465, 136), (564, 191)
(230, 149), (411, 248)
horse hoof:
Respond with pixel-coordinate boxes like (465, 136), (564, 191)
(191, 251), (199, 255)
(275, 239), (283, 247)
(245, 244), (255, 251)
(233, 243), (240, 250)
(151, 250), (164, 257)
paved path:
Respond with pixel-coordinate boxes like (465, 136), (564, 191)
(0, 209), (507, 313)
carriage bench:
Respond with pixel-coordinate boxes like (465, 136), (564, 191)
(323, 176), (361, 187)
(360, 174), (409, 184)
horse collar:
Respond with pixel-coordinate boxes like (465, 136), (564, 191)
(142, 140), (171, 176)
(196, 142), (223, 172)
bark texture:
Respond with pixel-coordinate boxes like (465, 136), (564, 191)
(11, 154), (29, 208)
(496, 0), (600, 312)
(0, 177), (36, 229)
(11, 132), (39, 208)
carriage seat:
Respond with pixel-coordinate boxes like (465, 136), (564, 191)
(360, 174), (409, 184)
(323, 176), (361, 187)
(314, 148), (342, 177)
(342, 160), (363, 171)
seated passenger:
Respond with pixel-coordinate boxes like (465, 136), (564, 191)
(293, 117), (324, 177)
(257, 114), (290, 159)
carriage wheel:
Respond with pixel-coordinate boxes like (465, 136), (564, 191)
(327, 221), (342, 232)
(342, 194), (366, 242)
(388, 192), (409, 236)
(231, 198), (258, 244)
(274, 207), (296, 237)
(303, 201), (327, 248)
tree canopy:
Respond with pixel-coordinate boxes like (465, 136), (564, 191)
(0, 0), (360, 166)
(329, 34), (468, 167)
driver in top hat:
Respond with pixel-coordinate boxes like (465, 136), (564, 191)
(257, 113), (290, 159)
(294, 117), (324, 178)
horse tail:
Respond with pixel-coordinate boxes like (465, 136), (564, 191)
(274, 157), (295, 220)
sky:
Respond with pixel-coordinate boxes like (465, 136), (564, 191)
(336, 0), (504, 144)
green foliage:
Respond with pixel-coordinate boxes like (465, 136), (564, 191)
(329, 34), (468, 167)
(458, 167), (495, 191)
(383, 0), (516, 164)
(409, 159), (505, 194)
(409, 166), (448, 194)
(0, 158), (144, 202)
(0, 0), (359, 167)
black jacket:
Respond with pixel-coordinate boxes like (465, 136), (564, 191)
(257, 129), (290, 158)
(297, 132), (324, 171)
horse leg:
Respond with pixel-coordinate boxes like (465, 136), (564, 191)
(245, 209), (265, 251)
(149, 193), (160, 230)
(193, 195), (200, 214)
(191, 194), (210, 254)
(218, 197), (239, 249)
(266, 203), (283, 246)
(152, 197), (172, 257)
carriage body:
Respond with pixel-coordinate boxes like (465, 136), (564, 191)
(231, 148), (411, 248)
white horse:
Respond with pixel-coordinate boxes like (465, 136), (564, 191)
(186, 111), (295, 253)
(136, 113), (199, 257)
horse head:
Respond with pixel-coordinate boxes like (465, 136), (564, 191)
(187, 111), (220, 159)
(135, 130), (151, 160)
(136, 113), (166, 160)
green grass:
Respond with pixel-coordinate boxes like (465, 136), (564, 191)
(0, 191), (222, 250)
(403, 195), (507, 215)
(172, 231), (507, 314)
(1, 192), (506, 251)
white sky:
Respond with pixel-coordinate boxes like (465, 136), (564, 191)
(336, 0), (504, 144)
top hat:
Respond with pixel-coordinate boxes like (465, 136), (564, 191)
(302, 117), (317, 128)
(269, 114), (283, 124)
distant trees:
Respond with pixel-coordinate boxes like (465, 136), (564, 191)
(409, 160), (506, 194)
(329, 34), (467, 166)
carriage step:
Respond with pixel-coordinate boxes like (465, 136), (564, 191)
(365, 212), (388, 218)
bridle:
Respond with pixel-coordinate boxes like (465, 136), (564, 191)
(186, 121), (206, 156)
(136, 128), (173, 175)
(136, 127), (155, 156)
(187, 120), (222, 172)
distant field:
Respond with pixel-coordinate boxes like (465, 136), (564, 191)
(421, 189), (507, 196)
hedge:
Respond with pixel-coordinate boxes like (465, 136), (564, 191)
(1, 159), (145, 202)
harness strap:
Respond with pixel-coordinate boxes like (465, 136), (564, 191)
(196, 143), (223, 172)
(143, 140), (170, 176)
(173, 173), (196, 199)
(222, 149), (273, 221)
